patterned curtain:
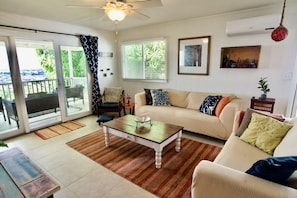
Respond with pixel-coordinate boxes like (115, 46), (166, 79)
(80, 35), (100, 114)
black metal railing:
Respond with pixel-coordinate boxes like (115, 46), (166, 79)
(0, 78), (86, 101)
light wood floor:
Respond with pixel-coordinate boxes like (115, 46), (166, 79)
(1, 115), (224, 198)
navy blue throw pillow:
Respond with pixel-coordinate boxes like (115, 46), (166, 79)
(199, 95), (222, 115)
(246, 156), (297, 184)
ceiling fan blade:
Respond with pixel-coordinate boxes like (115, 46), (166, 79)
(66, 5), (102, 9)
(130, 10), (150, 20)
(126, 0), (163, 9)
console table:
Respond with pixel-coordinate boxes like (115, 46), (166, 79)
(0, 147), (60, 198)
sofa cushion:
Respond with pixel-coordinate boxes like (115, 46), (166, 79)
(151, 90), (170, 106)
(274, 117), (297, 157)
(236, 108), (285, 137)
(246, 156), (297, 184)
(144, 88), (162, 105)
(240, 113), (292, 155)
(199, 95), (221, 115)
(165, 89), (189, 108)
(104, 87), (122, 102)
(215, 96), (230, 117)
(214, 133), (270, 171)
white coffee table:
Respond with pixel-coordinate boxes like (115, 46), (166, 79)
(102, 115), (183, 168)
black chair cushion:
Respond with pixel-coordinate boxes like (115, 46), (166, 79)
(99, 102), (119, 109)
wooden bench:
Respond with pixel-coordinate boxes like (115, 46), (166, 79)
(0, 147), (60, 198)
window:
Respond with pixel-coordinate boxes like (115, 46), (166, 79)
(122, 38), (167, 81)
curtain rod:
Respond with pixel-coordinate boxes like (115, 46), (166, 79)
(0, 24), (79, 37)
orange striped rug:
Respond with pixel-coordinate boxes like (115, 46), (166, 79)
(35, 120), (85, 140)
(66, 130), (222, 198)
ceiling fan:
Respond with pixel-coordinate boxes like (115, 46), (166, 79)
(67, 0), (162, 23)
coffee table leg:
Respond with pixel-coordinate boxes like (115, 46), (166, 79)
(103, 126), (110, 147)
(175, 131), (182, 152)
(155, 149), (162, 168)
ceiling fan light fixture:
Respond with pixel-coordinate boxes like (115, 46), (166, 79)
(106, 9), (127, 22)
(103, 1), (131, 23)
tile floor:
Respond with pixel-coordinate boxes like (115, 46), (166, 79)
(1, 115), (224, 198)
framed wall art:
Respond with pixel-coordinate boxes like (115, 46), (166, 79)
(178, 36), (211, 75)
(220, 45), (261, 68)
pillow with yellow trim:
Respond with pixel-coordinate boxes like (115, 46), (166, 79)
(240, 113), (293, 155)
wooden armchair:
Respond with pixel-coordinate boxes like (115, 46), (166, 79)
(97, 87), (125, 117)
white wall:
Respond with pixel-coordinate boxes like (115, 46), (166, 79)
(2, 3), (297, 116)
(117, 3), (297, 115)
(0, 11), (118, 94)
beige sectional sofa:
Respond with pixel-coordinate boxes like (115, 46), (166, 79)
(192, 109), (297, 198)
(135, 89), (242, 140)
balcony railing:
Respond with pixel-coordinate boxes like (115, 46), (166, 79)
(0, 78), (86, 101)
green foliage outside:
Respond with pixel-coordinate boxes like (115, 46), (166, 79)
(36, 49), (56, 79)
(124, 40), (166, 80)
(36, 48), (86, 80)
(144, 41), (166, 79)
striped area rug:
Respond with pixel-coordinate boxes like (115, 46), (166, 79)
(66, 130), (222, 198)
(35, 120), (85, 140)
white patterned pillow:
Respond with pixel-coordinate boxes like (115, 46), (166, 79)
(199, 95), (222, 115)
(151, 90), (170, 106)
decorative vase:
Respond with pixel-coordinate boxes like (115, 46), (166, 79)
(260, 94), (267, 99)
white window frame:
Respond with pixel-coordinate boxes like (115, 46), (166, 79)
(121, 37), (167, 82)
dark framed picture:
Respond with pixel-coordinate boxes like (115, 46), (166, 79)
(220, 45), (261, 68)
(178, 36), (211, 75)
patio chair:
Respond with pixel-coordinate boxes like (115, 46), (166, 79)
(0, 97), (6, 121)
(97, 87), (125, 117)
(65, 84), (84, 107)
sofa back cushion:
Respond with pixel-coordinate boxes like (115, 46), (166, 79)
(104, 87), (123, 102)
(164, 89), (189, 108)
(186, 92), (211, 110)
(274, 117), (297, 157)
(240, 113), (292, 155)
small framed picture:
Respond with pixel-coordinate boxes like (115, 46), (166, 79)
(178, 36), (211, 75)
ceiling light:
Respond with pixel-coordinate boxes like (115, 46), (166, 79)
(104, 2), (131, 23)
(106, 9), (127, 22)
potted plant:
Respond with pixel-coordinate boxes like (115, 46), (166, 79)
(258, 77), (270, 99)
(0, 140), (8, 147)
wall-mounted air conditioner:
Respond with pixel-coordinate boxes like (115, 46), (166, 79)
(226, 15), (280, 36)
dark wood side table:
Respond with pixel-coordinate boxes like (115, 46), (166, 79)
(250, 97), (275, 113)
(122, 102), (135, 115)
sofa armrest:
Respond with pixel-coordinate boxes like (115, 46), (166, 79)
(192, 160), (297, 198)
(219, 98), (242, 133)
(135, 92), (147, 115)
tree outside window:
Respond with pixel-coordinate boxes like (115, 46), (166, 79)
(122, 39), (167, 81)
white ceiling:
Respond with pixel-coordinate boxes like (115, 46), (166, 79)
(0, 0), (284, 31)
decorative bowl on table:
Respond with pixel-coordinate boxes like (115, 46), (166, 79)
(135, 116), (151, 128)
(135, 116), (151, 123)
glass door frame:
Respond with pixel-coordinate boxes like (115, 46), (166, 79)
(0, 31), (92, 140)
(0, 36), (28, 139)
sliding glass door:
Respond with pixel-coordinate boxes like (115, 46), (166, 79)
(0, 36), (91, 139)
(60, 46), (90, 117)
(0, 37), (21, 137)
(15, 39), (62, 129)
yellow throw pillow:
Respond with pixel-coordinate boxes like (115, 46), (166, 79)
(240, 113), (292, 155)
